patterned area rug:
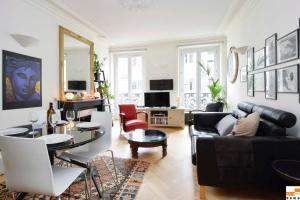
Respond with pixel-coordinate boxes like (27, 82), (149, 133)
(0, 156), (150, 200)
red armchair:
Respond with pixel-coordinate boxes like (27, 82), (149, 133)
(119, 104), (148, 133)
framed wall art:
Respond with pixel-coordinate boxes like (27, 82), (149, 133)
(247, 74), (254, 97)
(247, 47), (254, 72)
(254, 48), (265, 70)
(265, 33), (277, 67)
(277, 64), (298, 93)
(265, 70), (277, 100)
(277, 29), (299, 64)
(254, 72), (265, 92)
(2, 50), (42, 110)
(240, 66), (247, 82)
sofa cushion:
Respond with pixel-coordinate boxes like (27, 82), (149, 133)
(233, 112), (260, 137)
(191, 126), (219, 137)
(232, 109), (248, 119)
(252, 105), (296, 128)
(214, 115), (237, 136)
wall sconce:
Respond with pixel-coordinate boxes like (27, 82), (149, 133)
(94, 92), (101, 99)
(10, 34), (39, 48)
(230, 46), (248, 55)
(65, 92), (74, 101)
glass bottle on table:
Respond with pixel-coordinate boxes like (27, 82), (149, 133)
(47, 102), (55, 134)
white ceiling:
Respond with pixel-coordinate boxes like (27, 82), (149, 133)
(50, 0), (243, 46)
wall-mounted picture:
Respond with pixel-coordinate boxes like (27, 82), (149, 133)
(277, 64), (298, 93)
(247, 74), (254, 97)
(254, 48), (265, 70)
(277, 29), (299, 64)
(265, 70), (277, 100)
(247, 47), (254, 72)
(240, 66), (247, 82)
(265, 34), (277, 67)
(254, 72), (265, 92)
(2, 50), (42, 110)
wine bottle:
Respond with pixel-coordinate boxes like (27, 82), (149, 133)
(47, 102), (56, 134)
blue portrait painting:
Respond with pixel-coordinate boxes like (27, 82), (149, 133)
(3, 50), (42, 110)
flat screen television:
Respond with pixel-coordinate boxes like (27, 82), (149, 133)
(68, 80), (86, 90)
(144, 92), (170, 107)
(150, 79), (173, 90)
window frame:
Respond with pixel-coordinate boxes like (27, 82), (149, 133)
(178, 45), (221, 110)
(113, 52), (145, 107)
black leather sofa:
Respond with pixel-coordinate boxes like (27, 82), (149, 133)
(190, 101), (300, 188)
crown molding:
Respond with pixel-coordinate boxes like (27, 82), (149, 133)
(223, 0), (261, 33)
(109, 35), (226, 50)
(217, 0), (247, 34)
(24, 0), (107, 39)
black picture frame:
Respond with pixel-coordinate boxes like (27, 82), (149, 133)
(277, 29), (299, 64)
(247, 47), (254, 72)
(277, 64), (299, 93)
(265, 70), (277, 100)
(247, 74), (254, 97)
(254, 47), (265, 70)
(265, 33), (277, 67)
(240, 66), (247, 82)
(254, 72), (265, 92)
(2, 50), (42, 110)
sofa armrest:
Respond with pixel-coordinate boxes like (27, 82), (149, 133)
(137, 111), (148, 122)
(193, 112), (230, 128)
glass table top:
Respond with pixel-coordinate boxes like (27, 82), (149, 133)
(124, 129), (167, 143)
(10, 122), (105, 151)
(272, 160), (300, 183)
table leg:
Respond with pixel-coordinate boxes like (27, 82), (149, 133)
(130, 144), (138, 159)
(162, 142), (167, 157)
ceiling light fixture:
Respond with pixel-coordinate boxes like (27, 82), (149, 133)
(119, 0), (155, 11)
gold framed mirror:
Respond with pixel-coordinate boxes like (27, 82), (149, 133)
(59, 25), (94, 100)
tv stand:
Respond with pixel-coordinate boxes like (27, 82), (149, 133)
(137, 107), (185, 128)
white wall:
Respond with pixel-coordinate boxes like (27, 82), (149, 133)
(0, 0), (109, 128)
(226, 0), (300, 136)
(110, 36), (227, 109)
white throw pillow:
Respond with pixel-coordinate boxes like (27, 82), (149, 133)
(232, 112), (260, 137)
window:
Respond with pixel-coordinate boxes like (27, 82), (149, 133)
(114, 53), (144, 107)
(179, 45), (220, 110)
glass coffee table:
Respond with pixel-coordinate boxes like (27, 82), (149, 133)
(123, 129), (167, 159)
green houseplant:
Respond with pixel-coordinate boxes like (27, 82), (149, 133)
(98, 81), (114, 100)
(94, 53), (106, 80)
(198, 61), (228, 110)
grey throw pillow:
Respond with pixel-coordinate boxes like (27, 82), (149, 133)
(215, 115), (237, 136)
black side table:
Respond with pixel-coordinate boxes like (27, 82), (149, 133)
(272, 160), (300, 184)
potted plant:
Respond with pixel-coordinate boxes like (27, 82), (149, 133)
(98, 81), (114, 100)
(198, 61), (228, 110)
(94, 53), (106, 81)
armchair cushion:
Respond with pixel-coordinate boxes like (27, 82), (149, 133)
(125, 119), (148, 132)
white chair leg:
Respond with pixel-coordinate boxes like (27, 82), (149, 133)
(106, 150), (119, 184)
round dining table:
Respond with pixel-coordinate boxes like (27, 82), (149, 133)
(12, 122), (105, 164)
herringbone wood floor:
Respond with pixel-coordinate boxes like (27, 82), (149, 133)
(0, 122), (284, 199)
(111, 121), (283, 200)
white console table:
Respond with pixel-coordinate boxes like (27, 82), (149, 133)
(137, 107), (185, 128)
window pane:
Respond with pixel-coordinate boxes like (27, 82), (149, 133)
(183, 52), (197, 110)
(117, 57), (129, 103)
(131, 56), (143, 106)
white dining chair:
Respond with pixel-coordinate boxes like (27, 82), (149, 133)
(0, 136), (89, 199)
(58, 111), (117, 197)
